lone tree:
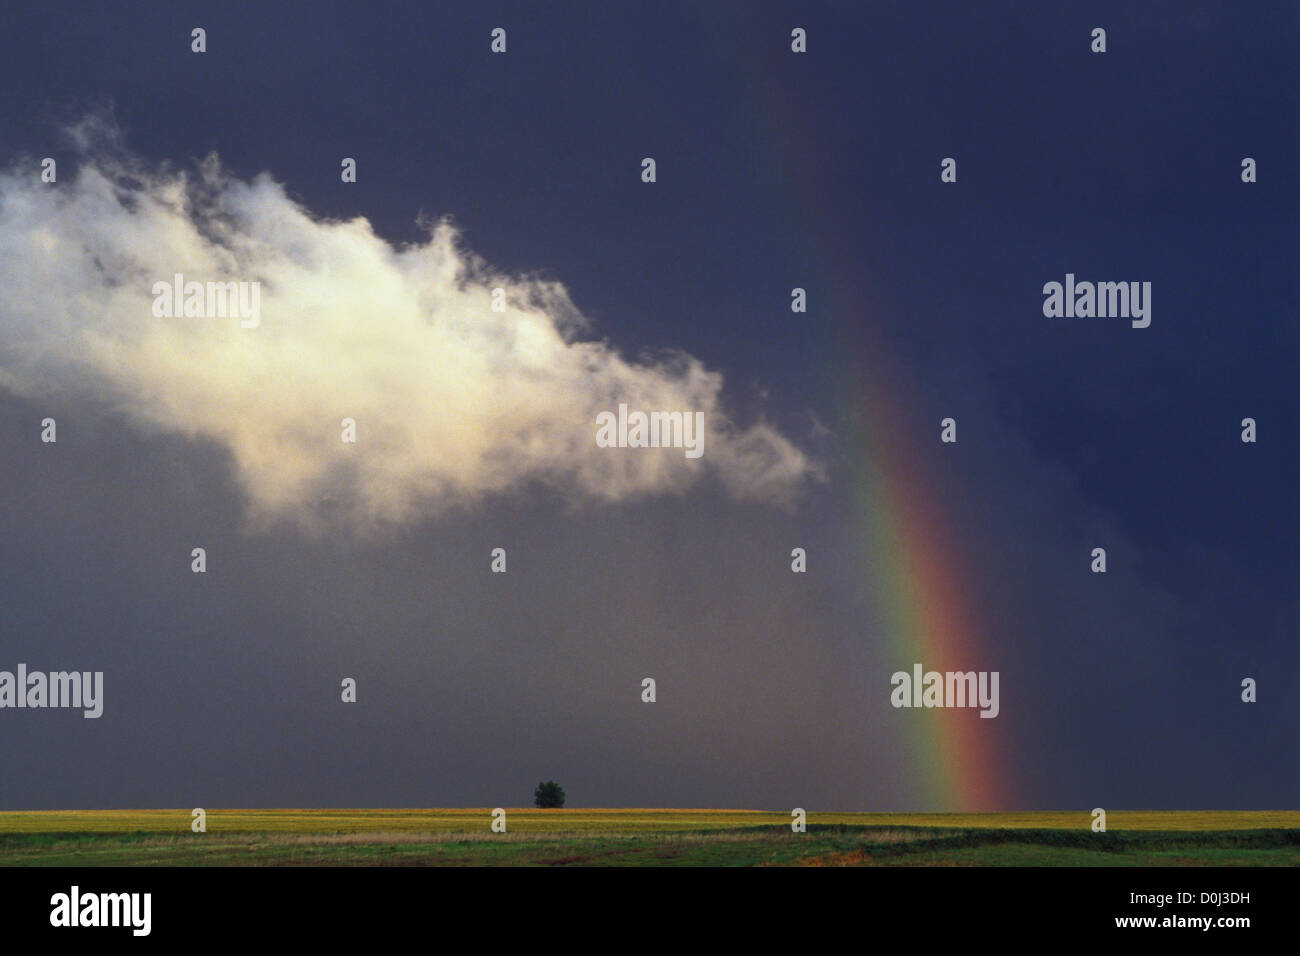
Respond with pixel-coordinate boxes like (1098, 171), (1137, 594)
(534, 780), (566, 809)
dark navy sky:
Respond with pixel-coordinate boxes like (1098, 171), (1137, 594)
(0, 1), (1295, 811)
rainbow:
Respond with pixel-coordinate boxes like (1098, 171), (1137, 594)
(846, 346), (1009, 812)
(728, 21), (1011, 810)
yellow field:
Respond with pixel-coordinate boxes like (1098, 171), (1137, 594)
(1, 808), (1295, 834)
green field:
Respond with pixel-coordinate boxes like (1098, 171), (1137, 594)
(1, 809), (1297, 866)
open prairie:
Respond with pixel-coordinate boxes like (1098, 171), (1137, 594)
(1, 810), (1296, 867)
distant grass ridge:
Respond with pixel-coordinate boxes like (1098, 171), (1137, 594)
(2, 808), (1296, 834)
(0, 810), (1297, 866)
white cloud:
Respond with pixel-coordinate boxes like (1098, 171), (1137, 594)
(0, 126), (820, 532)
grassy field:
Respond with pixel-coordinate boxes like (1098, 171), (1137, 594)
(1, 809), (1297, 866)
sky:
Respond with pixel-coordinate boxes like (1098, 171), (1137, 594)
(0, 1), (1295, 812)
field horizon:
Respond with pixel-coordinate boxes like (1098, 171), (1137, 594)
(4, 808), (1300, 832)
(3, 809), (1297, 867)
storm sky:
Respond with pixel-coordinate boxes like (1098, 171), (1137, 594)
(0, 1), (1295, 811)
